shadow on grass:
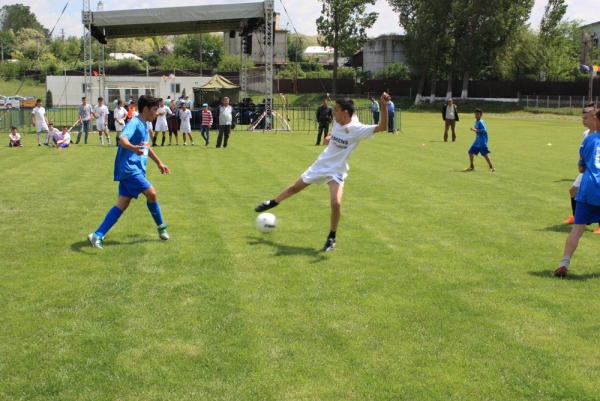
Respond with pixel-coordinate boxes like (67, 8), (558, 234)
(528, 270), (600, 281)
(71, 237), (153, 252)
(247, 237), (327, 263)
(538, 224), (572, 233)
(554, 178), (574, 182)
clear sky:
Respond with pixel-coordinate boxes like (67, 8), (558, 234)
(19, 0), (598, 40)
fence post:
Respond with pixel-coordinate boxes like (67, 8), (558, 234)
(569, 96), (572, 115)
(546, 96), (549, 110)
(558, 96), (560, 112)
(536, 96), (538, 111)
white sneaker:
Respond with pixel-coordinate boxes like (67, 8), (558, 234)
(88, 233), (103, 249)
(158, 224), (170, 240)
(184, 142), (187, 146)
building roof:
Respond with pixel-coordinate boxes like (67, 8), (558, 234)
(304, 46), (333, 55)
(109, 53), (143, 61)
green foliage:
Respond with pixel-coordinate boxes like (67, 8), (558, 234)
(371, 62), (411, 80)
(0, 30), (17, 58)
(287, 33), (307, 63)
(181, 88), (186, 97)
(0, 4), (48, 37)
(216, 53), (253, 72)
(0, 59), (19, 78)
(145, 52), (161, 67)
(160, 53), (199, 70)
(491, 26), (543, 80)
(45, 90), (53, 109)
(316, 0), (378, 93)
(173, 33), (225, 69)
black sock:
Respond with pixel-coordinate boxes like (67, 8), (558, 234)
(571, 197), (577, 215)
(161, 136), (165, 146)
(329, 231), (336, 239)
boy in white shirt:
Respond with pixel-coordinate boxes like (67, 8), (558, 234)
(56, 125), (72, 149)
(31, 99), (49, 146)
(114, 99), (127, 142)
(255, 92), (391, 251)
(9, 126), (23, 147)
(94, 97), (111, 146)
(152, 98), (172, 147)
(179, 102), (194, 145)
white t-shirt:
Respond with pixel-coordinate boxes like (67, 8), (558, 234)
(94, 105), (109, 124)
(583, 128), (590, 142)
(156, 106), (172, 126)
(114, 107), (127, 128)
(313, 119), (376, 173)
(147, 121), (153, 131)
(132, 110), (139, 118)
(32, 106), (47, 125)
(9, 132), (21, 141)
(60, 133), (71, 143)
(180, 109), (192, 125)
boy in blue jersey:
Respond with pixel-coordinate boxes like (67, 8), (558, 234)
(464, 108), (495, 172)
(88, 95), (171, 249)
(555, 110), (600, 277)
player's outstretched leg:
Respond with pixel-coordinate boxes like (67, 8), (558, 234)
(483, 155), (495, 172)
(323, 180), (343, 252)
(255, 178), (310, 212)
(88, 196), (131, 249)
(143, 186), (169, 240)
(464, 152), (475, 171)
(555, 224), (586, 277)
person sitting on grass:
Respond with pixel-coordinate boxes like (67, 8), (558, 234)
(254, 92), (391, 252)
(555, 109), (600, 277)
(8, 127), (23, 147)
(56, 126), (72, 149)
(464, 108), (495, 172)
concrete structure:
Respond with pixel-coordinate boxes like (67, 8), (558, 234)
(46, 75), (212, 107)
(581, 21), (600, 49)
(361, 35), (415, 77)
(224, 12), (287, 65)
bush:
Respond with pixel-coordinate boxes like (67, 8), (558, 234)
(370, 62), (411, 80)
(46, 90), (53, 109)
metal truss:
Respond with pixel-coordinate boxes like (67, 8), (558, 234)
(82, 0), (93, 102)
(96, 1), (105, 100)
(264, 0), (274, 130)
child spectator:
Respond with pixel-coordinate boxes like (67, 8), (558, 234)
(56, 125), (72, 149)
(8, 127), (22, 147)
(200, 103), (213, 146)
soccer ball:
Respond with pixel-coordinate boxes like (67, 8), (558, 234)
(256, 213), (277, 234)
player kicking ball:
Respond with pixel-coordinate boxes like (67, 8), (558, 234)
(254, 92), (391, 252)
(88, 95), (170, 249)
(555, 109), (600, 277)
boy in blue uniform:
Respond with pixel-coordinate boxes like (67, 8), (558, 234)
(88, 95), (171, 249)
(555, 110), (600, 277)
(464, 108), (495, 172)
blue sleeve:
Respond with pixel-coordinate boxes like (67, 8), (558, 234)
(579, 141), (587, 167)
(475, 121), (487, 135)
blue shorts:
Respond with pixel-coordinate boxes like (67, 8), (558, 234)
(574, 201), (600, 225)
(469, 145), (490, 156)
(59, 143), (69, 148)
(118, 174), (152, 199)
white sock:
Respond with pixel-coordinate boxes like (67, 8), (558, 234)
(560, 257), (571, 269)
(107, 136), (111, 145)
(45, 132), (52, 143)
(99, 136), (104, 145)
(36, 133), (41, 145)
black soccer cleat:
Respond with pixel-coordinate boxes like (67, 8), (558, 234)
(255, 200), (278, 212)
(323, 237), (336, 252)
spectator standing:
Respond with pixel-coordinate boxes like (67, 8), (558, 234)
(184, 96), (192, 108)
(200, 103), (213, 146)
(167, 101), (179, 145)
(216, 97), (233, 148)
(31, 99), (49, 146)
(179, 102), (194, 146)
(387, 98), (395, 133)
(165, 96), (172, 107)
(371, 97), (380, 124)
(152, 98), (172, 147)
(441, 98), (459, 142)
(94, 97), (111, 146)
(315, 98), (333, 146)
(77, 96), (93, 144)
(9, 127), (23, 147)
(114, 100), (127, 141)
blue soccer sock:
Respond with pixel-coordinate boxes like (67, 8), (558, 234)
(147, 201), (164, 226)
(95, 206), (123, 238)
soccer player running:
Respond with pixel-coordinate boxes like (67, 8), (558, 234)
(152, 98), (172, 147)
(563, 103), (598, 230)
(464, 108), (495, 172)
(31, 99), (49, 147)
(254, 92), (391, 252)
(88, 95), (170, 249)
(555, 110), (600, 277)
(94, 97), (111, 146)
(179, 102), (194, 146)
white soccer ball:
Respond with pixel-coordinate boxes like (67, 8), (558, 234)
(256, 213), (277, 234)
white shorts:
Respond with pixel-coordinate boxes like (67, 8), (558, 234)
(96, 122), (106, 131)
(301, 163), (347, 186)
(36, 123), (49, 133)
(573, 173), (584, 188)
(180, 123), (191, 133)
(155, 122), (168, 132)
(115, 123), (124, 132)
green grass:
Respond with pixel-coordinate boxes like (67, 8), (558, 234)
(0, 78), (47, 100)
(2, 113), (600, 400)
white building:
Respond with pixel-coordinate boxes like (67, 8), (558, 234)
(304, 46), (333, 59)
(581, 21), (600, 49)
(109, 53), (143, 61)
(46, 75), (212, 106)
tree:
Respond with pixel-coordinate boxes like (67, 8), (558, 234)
(316, 0), (378, 95)
(490, 26), (542, 80)
(46, 90), (53, 109)
(287, 33), (308, 63)
(0, 30), (17, 59)
(216, 53), (253, 72)
(145, 52), (161, 67)
(174, 33), (225, 70)
(371, 62), (411, 80)
(0, 4), (48, 37)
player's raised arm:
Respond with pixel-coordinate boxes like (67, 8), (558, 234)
(374, 92), (390, 133)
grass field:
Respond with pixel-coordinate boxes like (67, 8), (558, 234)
(2, 112), (600, 400)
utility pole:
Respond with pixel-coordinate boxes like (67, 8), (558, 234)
(199, 34), (203, 76)
(61, 28), (65, 43)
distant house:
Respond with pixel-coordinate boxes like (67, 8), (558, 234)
(158, 45), (174, 56)
(304, 46), (333, 61)
(360, 35), (416, 77)
(581, 21), (600, 49)
(109, 53), (143, 61)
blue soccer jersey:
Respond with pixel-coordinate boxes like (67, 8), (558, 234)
(576, 132), (600, 206)
(114, 116), (149, 181)
(472, 120), (488, 148)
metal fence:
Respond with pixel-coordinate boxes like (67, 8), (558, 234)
(520, 95), (599, 115)
(1, 106), (402, 134)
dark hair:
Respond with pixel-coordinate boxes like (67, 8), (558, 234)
(117, 100), (124, 106)
(11, 126), (16, 130)
(48, 122), (53, 127)
(474, 108), (483, 114)
(138, 95), (159, 114)
(158, 98), (163, 102)
(98, 97), (104, 101)
(583, 102), (596, 113)
(36, 99), (42, 103)
(336, 97), (355, 117)
(82, 96), (86, 100)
